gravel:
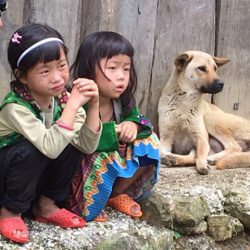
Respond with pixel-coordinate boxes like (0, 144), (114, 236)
(0, 207), (161, 250)
(1, 166), (250, 249)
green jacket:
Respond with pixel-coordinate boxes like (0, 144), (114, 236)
(0, 91), (62, 149)
(96, 100), (153, 152)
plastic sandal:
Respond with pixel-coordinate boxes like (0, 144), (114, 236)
(0, 217), (29, 244)
(107, 193), (143, 218)
(35, 208), (86, 228)
(94, 210), (108, 222)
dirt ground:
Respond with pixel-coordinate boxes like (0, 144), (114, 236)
(157, 166), (250, 196)
(156, 166), (250, 249)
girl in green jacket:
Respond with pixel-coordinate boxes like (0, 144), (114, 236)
(67, 31), (160, 222)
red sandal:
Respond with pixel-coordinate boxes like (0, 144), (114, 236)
(0, 217), (29, 244)
(107, 194), (143, 218)
(35, 208), (86, 228)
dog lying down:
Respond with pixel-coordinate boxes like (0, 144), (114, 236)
(158, 50), (250, 175)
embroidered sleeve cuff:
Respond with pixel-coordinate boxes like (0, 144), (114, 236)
(123, 108), (153, 139)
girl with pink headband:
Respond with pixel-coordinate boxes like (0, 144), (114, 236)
(0, 23), (102, 244)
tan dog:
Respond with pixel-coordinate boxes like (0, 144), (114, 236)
(158, 50), (250, 174)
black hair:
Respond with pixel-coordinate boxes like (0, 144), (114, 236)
(71, 31), (137, 115)
(8, 23), (68, 80)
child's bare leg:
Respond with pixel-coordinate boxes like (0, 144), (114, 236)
(33, 196), (58, 217)
(0, 207), (21, 219)
(109, 165), (153, 215)
(94, 210), (108, 222)
(111, 165), (153, 197)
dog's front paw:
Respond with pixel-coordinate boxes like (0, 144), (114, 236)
(196, 167), (209, 175)
(196, 160), (209, 175)
(161, 155), (177, 167)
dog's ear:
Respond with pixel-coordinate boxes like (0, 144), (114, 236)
(174, 53), (193, 71)
(213, 56), (230, 67)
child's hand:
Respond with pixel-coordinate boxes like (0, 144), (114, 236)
(60, 79), (99, 125)
(67, 85), (90, 110)
(73, 78), (99, 105)
(116, 121), (139, 143)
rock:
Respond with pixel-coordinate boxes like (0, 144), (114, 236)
(178, 220), (207, 235)
(2, 167), (250, 248)
(173, 196), (210, 228)
(139, 191), (175, 229)
(207, 214), (244, 241)
(224, 188), (250, 229)
(95, 232), (142, 250)
(95, 228), (174, 250)
(175, 234), (220, 250)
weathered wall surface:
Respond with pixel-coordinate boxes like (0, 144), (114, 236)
(0, 0), (249, 130)
(215, 0), (250, 117)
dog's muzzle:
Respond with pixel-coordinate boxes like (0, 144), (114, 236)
(200, 79), (224, 94)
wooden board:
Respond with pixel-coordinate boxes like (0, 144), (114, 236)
(116, 0), (158, 117)
(0, 0), (25, 100)
(214, 0), (250, 118)
(23, 0), (82, 64)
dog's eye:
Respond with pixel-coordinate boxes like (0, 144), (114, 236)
(197, 66), (207, 72)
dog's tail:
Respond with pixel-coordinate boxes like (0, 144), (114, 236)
(216, 152), (250, 169)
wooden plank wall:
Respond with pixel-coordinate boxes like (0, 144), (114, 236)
(0, 0), (25, 98)
(0, 0), (249, 131)
(215, 0), (250, 117)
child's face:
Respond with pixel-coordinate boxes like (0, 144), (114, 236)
(95, 54), (130, 100)
(20, 48), (69, 101)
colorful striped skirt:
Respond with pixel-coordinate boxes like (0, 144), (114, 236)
(67, 132), (160, 221)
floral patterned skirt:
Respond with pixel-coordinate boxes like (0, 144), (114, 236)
(67, 132), (160, 221)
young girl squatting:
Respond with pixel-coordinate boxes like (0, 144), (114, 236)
(0, 23), (101, 243)
(67, 31), (160, 222)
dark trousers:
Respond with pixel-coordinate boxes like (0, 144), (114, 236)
(0, 140), (83, 214)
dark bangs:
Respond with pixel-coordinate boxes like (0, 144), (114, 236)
(103, 37), (134, 60)
(71, 31), (137, 115)
(94, 32), (137, 115)
(95, 32), (137, 96)
(18, 42), (68, 74)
